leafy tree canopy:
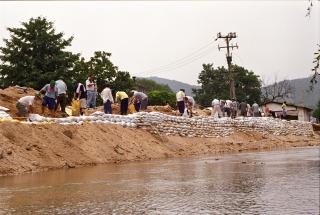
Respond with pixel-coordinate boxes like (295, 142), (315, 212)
(193, 64), (261, 106)
(148, 90), (176, 108)
(0, 17), (134, 104)
(312, 100), (320, 119)
(0, 17), (79, 90)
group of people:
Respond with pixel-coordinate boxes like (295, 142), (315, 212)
(16, 78), (68, 117)
(175, 89), (264, 119)
(16, 75), (149, 117)
(176, 89), (195, 117)
(211, 98), (262, 118)
(16, 79), (285, 120)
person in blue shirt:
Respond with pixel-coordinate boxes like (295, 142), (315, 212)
(40, 80), (58, 116)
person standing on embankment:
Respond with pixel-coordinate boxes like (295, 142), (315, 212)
(100, 83), (114, 114)
(74, 82), (87, 116)
(176, 89), (185, 116)
(115, 91), (129, 115)
(252, 101), (260, 117)
(40, 80), (58, 117)
(16, 92), (41, 117)
(282, 101), (287, 119)
(55, 78), (67, 115)
(86, 75), (97, 109)
(211, 98), (222, 118)
(239, 100), (248, 117)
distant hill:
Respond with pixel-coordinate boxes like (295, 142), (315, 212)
(287, 76), (320, 109)
(147, 76), (320, 110)
(262, 76), (320, 109)
(147, 76), (200, 96)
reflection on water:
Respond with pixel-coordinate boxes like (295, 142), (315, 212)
(0, 147), (319, 214)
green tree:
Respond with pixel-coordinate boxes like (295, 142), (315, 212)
(87, 51), (117, 90)
(132, 78), (176, 108)
(80, 51), (133, 93)
(193, 64), (261, 106)
(312, 100), (320, 120)
(148, 90), (176, 108)
(74, 51), (134, 105)
(0, 17), (79, 89)
(112, 71), (134, 93)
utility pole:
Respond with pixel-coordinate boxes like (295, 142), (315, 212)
(215, 32), (238, 99)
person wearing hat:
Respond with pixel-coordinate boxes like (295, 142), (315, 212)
(40, 80), (58, 116)
(16, 92), (41, 117)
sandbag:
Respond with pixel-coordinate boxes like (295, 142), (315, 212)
(71, 99), (80, 116)
(128, 103), (136, 114)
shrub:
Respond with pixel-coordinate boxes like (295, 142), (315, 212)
(148, 90), (176, 108)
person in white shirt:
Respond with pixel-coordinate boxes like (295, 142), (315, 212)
(176, 89), (185, 116)
(55, 78), (68, 114)
(184, 96), (195, 117)
(86, 75), (97, 108)
(211, 98), (222, 118)
(100, 83), (114, 114)
(128, 90), (148, 112)
(225, 99), (232, 117)
(16, 92), (41, 117)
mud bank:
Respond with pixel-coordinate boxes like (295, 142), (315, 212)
(0, 122), (319, 177)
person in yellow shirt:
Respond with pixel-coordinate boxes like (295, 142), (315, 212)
(115, 91), (129, 115)
(281, 101), (287, 119)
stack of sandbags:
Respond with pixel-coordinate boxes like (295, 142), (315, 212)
(23, 111), (314, 137)
(0, 106), (12, 121)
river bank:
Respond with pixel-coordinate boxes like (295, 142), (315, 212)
(0, 122), (319, 176)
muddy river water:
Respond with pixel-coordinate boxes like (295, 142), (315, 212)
(0, 147), (319, 214)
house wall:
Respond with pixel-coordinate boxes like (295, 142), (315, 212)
(262, 103), (311, 122)
(264, 103), (297, 112)
(297, 107), (311, 122)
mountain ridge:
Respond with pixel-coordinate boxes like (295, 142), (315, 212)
(146, 76), (320, 109)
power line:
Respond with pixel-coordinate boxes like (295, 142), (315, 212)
(144, 47), (214, 77)
(133, 40), (215, 76)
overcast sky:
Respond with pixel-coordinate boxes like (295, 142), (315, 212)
(0, 1), (319, 85)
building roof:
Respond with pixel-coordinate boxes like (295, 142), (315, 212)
(264, 101), (313, 111)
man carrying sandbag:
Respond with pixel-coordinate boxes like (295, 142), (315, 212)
(40, 80), (58, 116)
(128, 90), (148, 112)
(16, 92), (41, 117)
(184, 96), (195, 118)
(74, 82), (87, 116)
(115, 91), (129, 115)
(55, 77), (68, 115)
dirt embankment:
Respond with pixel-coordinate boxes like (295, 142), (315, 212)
(0, 122), (318, 176)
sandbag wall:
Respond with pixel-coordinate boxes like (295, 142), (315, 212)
(134, 112), (314, 137)
(24, 112), (314, 137)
